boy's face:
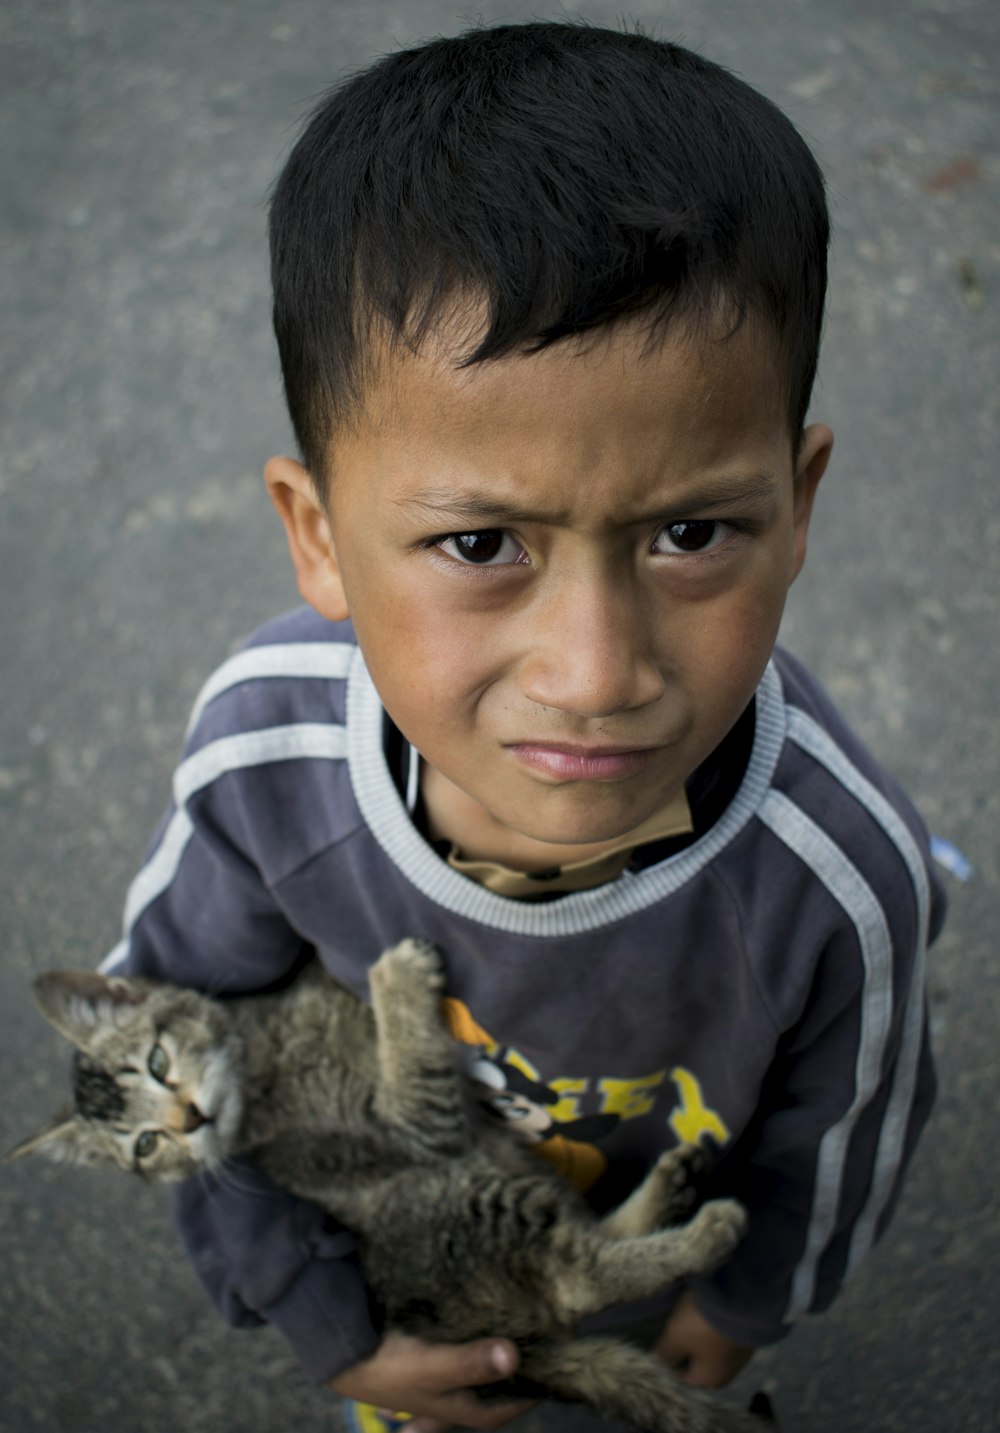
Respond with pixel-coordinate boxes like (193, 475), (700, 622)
(267, 316), (831, 858)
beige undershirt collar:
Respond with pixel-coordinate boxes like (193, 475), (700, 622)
(446, 787), (693, 897)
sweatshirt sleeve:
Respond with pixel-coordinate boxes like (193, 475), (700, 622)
(690, 861), (946, 1348)
(692, 992), (936, 1347)
(175, 1159), (381, 1381)
(103, 685), (381, 1381)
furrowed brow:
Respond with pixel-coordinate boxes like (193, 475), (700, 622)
(658, 472), (782, 514)
(403, 490), (561, 526)
(404, 473), (781, 528)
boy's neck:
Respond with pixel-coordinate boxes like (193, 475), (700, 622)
(420, 761), (689, 873)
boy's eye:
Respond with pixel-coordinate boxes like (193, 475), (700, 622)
(147, 1044), (170, 1084)
(651, 520), (729, 554)
(135, 1131), (159, 1160)
(436, 530), (526, 566)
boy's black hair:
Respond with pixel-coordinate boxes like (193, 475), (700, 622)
(270, 22), (829, 482)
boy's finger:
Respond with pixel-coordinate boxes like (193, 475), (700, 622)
(393, 1337), (530, 1428)
(433, 1389), (534, 1429)
(418, 1337), (519, 1389)
(399, 1390), (531, 1433)
(653, 1325), (685, 1369)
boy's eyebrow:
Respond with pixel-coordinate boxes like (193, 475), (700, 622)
(403, 491), (564, 526)
(402, 473), (782, 527)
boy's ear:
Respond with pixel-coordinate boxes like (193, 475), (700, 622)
(264, 457), (350, 621)
(790, 423), (833, 583)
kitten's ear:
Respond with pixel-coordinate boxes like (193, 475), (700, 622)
(3, 1113), (106, 1167)
(32, 970), (147, 1051)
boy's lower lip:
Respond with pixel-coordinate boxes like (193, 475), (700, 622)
(506, 744), (661, 781)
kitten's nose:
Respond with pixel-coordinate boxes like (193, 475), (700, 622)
(183, 1102), (207, 1134)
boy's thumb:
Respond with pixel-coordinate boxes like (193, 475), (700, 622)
(461, 1338), (520, 1385)
(415, 1335), (519, 1391)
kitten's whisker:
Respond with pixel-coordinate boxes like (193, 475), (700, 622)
(193, 1163), (217, 1200)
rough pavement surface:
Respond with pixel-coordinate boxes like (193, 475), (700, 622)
(1, 2), (997, 1430)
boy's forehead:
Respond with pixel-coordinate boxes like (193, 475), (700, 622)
(330, 313), (790, 483)
(351, 308), (779, 424)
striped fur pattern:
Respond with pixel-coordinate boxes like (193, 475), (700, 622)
(12, 941), (767, 1433)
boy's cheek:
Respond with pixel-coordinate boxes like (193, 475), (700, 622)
(352, 566), (503, 671)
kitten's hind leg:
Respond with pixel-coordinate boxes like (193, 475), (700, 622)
(368, 939), (468, 1155)
(601, 1143), (710, 1238)
(521, 1336), (764, 1433)
(557, 1201), (747, 1320)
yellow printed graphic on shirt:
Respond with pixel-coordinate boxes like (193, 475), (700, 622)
(348, 1402), (412, 1432)
(443, 996), (496, 1051)
(441, 996), (729, 1192)
(667, 1067), (731, 1145)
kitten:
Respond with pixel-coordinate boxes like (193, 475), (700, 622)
(8, 939), (770, 1433)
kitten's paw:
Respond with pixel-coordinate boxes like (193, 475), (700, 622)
(686, 1198), (748, 1265)
(656, 1141), (709, 1194)
(371, 938), (446, 996)
(642, 1143), (712, 1225)
(662, 1140), (711, 1184)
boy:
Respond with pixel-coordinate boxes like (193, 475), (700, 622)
(106, 22), (945, 1433)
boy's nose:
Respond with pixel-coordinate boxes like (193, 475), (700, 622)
(517, 573), (666, 718)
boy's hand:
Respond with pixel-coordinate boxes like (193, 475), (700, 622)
(655, 1290), (754, 1387)
(331, 1328), (533, 1432)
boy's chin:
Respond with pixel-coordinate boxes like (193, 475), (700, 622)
(488, 797), (668, 849)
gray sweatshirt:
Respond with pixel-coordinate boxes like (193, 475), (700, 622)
(108, 607), (944, 1382)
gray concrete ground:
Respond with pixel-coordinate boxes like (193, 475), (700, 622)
(1, 2), (997, 1430)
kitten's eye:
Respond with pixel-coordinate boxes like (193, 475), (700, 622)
(135, 1131), (159, 1160)
(147, 1044), (170, 1084)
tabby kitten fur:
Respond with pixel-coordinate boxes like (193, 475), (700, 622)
(9, 940), (769, 1433)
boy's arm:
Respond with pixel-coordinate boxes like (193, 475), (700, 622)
(682, 894), (942, 1354)
(177, 1154), (528, 1412)
(106, 718), (382, 1381)
(175, 1156), (381, 1381)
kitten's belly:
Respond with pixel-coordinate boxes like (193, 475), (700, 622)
(345, 1157), (582, 1341)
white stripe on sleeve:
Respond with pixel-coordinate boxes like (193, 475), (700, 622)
(786, 707), (931, 1280)
(185, 642), (355, 735)
(104, 722), (347, 968)
(758, 789), (894, 1319)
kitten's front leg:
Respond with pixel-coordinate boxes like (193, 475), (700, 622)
(368, 939), (468, 1157)
(601, 1143), (709, 1238)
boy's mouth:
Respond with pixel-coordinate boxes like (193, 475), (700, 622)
(505, 742), (662, 782)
